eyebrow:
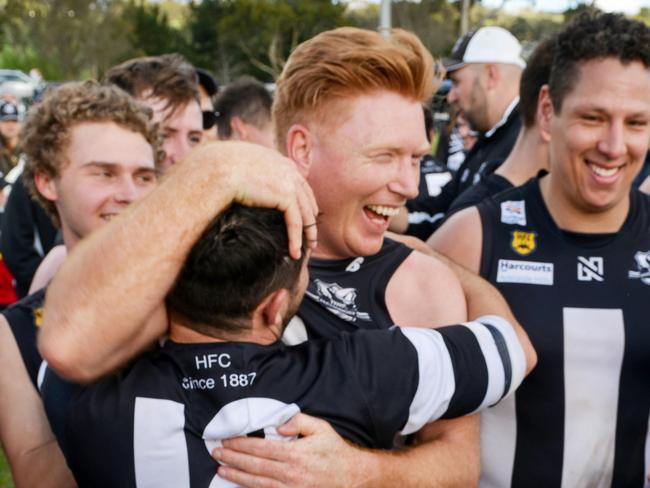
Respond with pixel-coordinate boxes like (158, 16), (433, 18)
(82, 161), (155, 172)
(574, 104), (650, 118)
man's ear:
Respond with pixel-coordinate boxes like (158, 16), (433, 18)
(33, 172), (58, 202)
(229, 116), (248, 141)
(254, 288), (289, 331)
(485, 63), (501, 91)
(286, 124), (312, 177)
(537, 85), (554, 143)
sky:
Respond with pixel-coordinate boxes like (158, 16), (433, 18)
(481, 0), (650, 14)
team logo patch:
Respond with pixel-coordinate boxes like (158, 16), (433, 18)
(628, 250), (650, 285)
(33, 307), (43, 327)
(577, 256), (604, 282)
(500, 200), (527, 226)
(345, 257), (364, 273)
(496, 259), (553, 285)
(510, 231), (536, 256)
(305, 279), (371, 323)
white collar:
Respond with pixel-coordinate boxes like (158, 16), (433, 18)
(485, 96), (519, 138)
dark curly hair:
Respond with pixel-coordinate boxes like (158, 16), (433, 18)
(166, 205), (307, 335)
(20, 80), (164, 224)
(549, 12), (650, 112)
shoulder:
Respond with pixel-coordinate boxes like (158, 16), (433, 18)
(386, 249), (466, 327)
(427, 206), (483, 272)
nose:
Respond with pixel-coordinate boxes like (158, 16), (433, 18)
(597, 119), (627, 160)
(114, 177), (138, 204)
(163, 136), (193, 169)
(389, 157), (420, 200)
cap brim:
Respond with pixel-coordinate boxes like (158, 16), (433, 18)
(442, 58), (466, 72)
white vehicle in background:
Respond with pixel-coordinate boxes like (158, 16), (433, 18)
(0, 69), (38, 102)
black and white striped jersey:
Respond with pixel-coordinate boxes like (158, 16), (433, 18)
(42, 317), (525, 488)
(477, 177), (650, 488)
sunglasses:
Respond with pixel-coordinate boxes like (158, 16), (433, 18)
(202, 111), (219, 130)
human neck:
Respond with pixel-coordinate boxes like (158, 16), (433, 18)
(539, 175), (629, 233)
(495, 128), (548, 186)
(59, 225), (79, 252)
(169, 318), (279, 346)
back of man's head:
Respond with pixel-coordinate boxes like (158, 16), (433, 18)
(273, 27), (436, 154)
(214, 77), (272, 139)
(519, 37), (556, 129)
(166, 205), (306, 335)
(105, 53), (199, 118)
(20, 80), (163, 223)
(549, 13), (650, 113)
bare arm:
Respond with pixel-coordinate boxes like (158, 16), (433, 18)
(40, 141), (318, 383)
(28, 245), (67, 294)
(0, 317), (76, 487)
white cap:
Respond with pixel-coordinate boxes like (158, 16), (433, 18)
(444, 26), (526, 72)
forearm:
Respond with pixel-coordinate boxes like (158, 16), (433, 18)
(354, 416), (480, 487)
(10, 440), (76, 488)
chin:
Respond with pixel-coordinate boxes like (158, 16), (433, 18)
(351, 237), (384, 258)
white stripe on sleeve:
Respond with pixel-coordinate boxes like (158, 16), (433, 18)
(398, 327), (456, 435)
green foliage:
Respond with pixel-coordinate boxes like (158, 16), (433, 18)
(186, 0), (350, 82)
(0, 448), (13, 488)
(0, 0), (608, 86)
(123, 1), (188, 58)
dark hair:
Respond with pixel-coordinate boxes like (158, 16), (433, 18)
(105, 53), (199, 118)
(166, 205), (306, 334)
(423, 104), (434, 143)
(549, 13), (650, 112)
(20, 80), (163, 223)
(519, 37), (555, 128)
(214, 77), (272, 139)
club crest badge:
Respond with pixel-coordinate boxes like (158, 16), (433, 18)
(511, 231), (536, 256)
(628, 250), (650, 285)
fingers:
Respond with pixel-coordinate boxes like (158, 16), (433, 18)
(213, 445), (289, 486)
(220, 142), (317, 260)
(217, 465), (284, 488)
(277, 413), (331, 437)
(286, 177), (318, 260)
(222, 436), (288, 458)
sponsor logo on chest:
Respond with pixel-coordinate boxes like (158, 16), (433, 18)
(577, 256), (604, 282)
(497, 259), (554, 285)
(500, 200), (527, 226)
